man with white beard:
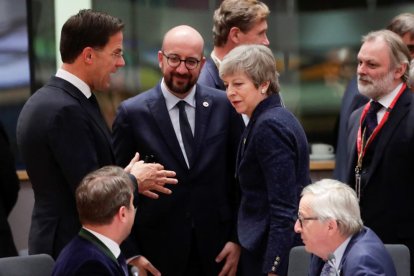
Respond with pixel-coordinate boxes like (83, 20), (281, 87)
(345, 29), (414, 275)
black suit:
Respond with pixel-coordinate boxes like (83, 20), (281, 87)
(346, 86), (414, 271)
(113, 83), (243, 275)
(0, 121), (19, 257)
(17, 76), (114, 258)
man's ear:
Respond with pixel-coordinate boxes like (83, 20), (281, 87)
(394, 63), (408, 80)
(228, 27), (241, 44)
(118, 206), (127, 222)
(83, 47), (94, 64)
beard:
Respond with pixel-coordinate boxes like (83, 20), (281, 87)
(164, 72), (196, 95)
(358, 70), (395, 100)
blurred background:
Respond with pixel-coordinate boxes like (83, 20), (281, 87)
(2, 0), (414, 168)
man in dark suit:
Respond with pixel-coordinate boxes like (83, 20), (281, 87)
(334, 13), (414, 181)
(346, 29), (414, 273)
(112, 25), (244, 276)
(295, 179), (396, 276)
(0, 121), (19, 257)
(52, 166), (136, 275)
(198, 0), (270, 90)
(17, 9), (177, 259)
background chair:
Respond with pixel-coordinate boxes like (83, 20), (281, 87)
(0, 254), (55, 276)
(287, 245), (310, 276)
(385, 244), (410, 276)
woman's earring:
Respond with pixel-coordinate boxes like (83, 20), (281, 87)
(261, 89), (266, 94)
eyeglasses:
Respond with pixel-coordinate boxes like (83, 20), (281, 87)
(162, 52), (200, 70)
(297, 215), (319, 228)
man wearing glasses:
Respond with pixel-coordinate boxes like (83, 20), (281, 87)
(112, 25), (244, 276)
(294, 179), (396, 276)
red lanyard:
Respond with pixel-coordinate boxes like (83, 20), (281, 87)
(354, 83), (406, 200)
(356, 83), (406, 161)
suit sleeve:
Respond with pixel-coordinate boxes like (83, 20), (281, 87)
(254, 118), (300, 274)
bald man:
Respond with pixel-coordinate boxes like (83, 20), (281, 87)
(113, 25), (244, 276)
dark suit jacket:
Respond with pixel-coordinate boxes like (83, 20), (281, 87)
(0, 121), (19, 257)
(333, 76), (368, 181)
(17, 76), (114, 258)
(52, 230), (125, 276)
(346, 86), (414, 267)
(112, 83), (243, 275)
(198, 57), (226, 90)
(308, 227), (396, 276)
(237, 95), (310, 275)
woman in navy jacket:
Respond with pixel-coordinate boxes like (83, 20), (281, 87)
(220, 45), (310, 276)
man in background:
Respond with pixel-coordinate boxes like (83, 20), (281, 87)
(198, 0), (270, 90)
(52, 166), (136, 275)
(295, 179), (396, 275)
(113, 25), (243, 276)
(334, 13), (414, 181)
(346, 29), (414, 273)
(17, 9), (176, 259)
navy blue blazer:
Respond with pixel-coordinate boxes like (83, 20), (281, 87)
(17, 76), (114, 258)
(236, 94), (310, 275)
(198, 57), (226, 90)
(112, 83), (243, 275)
(308, 227), (396, 276)
(52, 230), (125, 276)
(345, 86), (414, 268)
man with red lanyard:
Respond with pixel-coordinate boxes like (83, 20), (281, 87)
(346, 29), (414, 274)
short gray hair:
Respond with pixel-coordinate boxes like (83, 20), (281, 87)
(219, 44), (280, 94)
(387, 13), (414, 37)
(362, 29), (410, 82)
(301, 179), (363, 236)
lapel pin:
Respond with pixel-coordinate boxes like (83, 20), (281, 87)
(203, 101), (209, 107)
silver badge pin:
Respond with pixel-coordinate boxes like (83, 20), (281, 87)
(203, 101), (209, 107)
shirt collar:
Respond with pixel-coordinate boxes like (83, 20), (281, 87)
(377, 82), (403, 108)
(210, 50), (221, 69)
(56, 68), (92, 98)
(331, 236), (352, 271)
(83, 227), (121, 258)
(160, 78), (196, 110)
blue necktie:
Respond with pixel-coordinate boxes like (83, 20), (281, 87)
(321, 261), (334, 276)
(364, 101), (382, 138)
(177, 101), (194, 167)
(117, 252), (128, 276)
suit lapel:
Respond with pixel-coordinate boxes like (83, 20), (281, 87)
(364, 89), (411, 184)
(192, 86), (213, 168)
(147, 86), (189, 169)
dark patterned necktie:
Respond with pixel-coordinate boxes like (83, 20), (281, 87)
(117, 252), (128, 276)
(321, 261), (334, 276)
(177, 100), (194, 167)
(364, 101), (382, 139)
(89, 94), (101, 114)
